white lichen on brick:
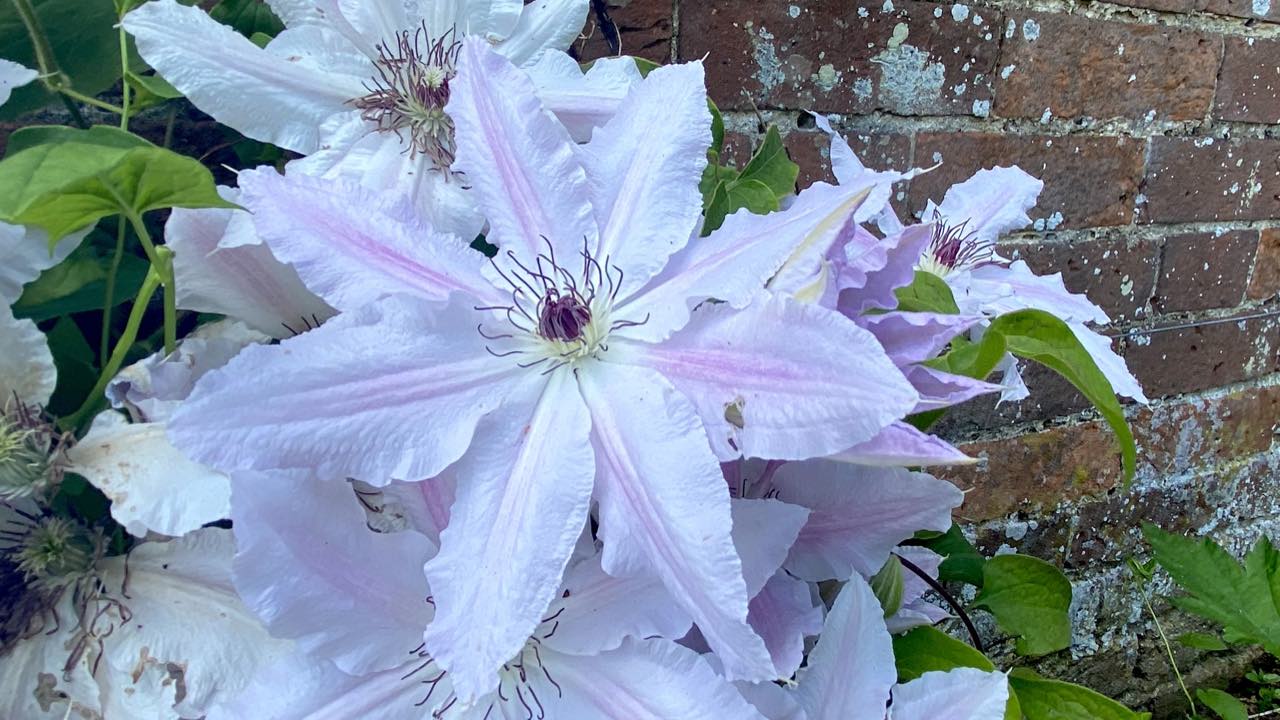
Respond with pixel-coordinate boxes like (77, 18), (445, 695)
(872, 43), (946, 113)
(1022, 18), (1041, 41)
(750, 26), (785, 92)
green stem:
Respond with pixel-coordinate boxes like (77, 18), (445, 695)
(100, 219), (128, 365)
(1145, 593), (1196, 714)
(118, 24), (130, 131)
(64, 268), (162, 430)
(9, 0), (57, 82)
(57, 87), (124, 114)
(157, 247), (176, 355)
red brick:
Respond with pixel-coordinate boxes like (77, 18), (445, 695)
(1248, 228), (1280, 300)
(572, 0), (672, 64)
(993, 13), (1220, 122)
(1141, 138), (1280, 223)
(679, 0), (1001, 116)
(1214, 37), (1280, 123)
(1005, 236), (1160, 322)
(908, 133), (1145, 229)
(1108, 0), (1280, 22)
(1121, 311), (1280, 398)
(1156, 230), (1260, 312)
(940, 384), (1280, 523)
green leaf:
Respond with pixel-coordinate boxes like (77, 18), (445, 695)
(926, 330), (1009, 381)
(708, 99), (725, 158)
(632, 57), (661, 77)
(210, 0), (285, 39)
(0, 125), (236, 244)
(15, 244), (105, 307)
(893, 626), (994, 682)
(15, 251), (147, 323)
(1009, 669), (1150, 720)
(1144, 524), (1280, 658)
(1196, 689), (1248, 720)
(895, 270), (961, 314)
(989, 309), (1137, 485)
(737, 125), (798, 199)
(974, 554), (1072, 656)
(702, 178), (777, 235)
(125, 70), (183, 111)
(0, 0), (124, 118)
(1176, 631), (1229, 651)
(917, 523), (987, 587)
(3, 124), (149, 158)
(44, 317), (97, 417)
(870, 555), (905, 617)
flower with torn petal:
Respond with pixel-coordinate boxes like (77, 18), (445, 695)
(219, 469), (767, 719)
(170, 45), (917, 701)
(738, 574), (1009, 720)
(0, 525), (289, 720)
(64, 320), (269, 538)
(814, 116), (1146, 405)
(123, 0), (640, 240)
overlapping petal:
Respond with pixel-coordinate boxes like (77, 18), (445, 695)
(769, 461), (963, 581)
(889, 668), (1010, 720)
(578, 361), (774, 682)
(169, 294), (519, 481)
(792, 574), (895, 720)
(626, 293), (917, 460)
(929, 166), (1043, 247)
(831, 421), (975, 467)
(747, 571), (823, 678)
(230, 470), (434, 674)
(526, 53), (643, 141)
(495, 0), (587, 64)
(423, 371), (595, 702)
(448, 39), (598, 264)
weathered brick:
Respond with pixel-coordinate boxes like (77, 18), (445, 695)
(1142, 138), (1280, 223)
(909, 133), (1145, 228)
(1005, 236), (1160, 322)
(573, 0), (672, 64)
(1108, 0), (1280, 22)
(679, 0), (1001, 116)
(941, 384), (1280, 523)
(1248, 228), (1280, 300)
(1214, 37), (1280, 123)
(1121, 312), (1280, 398)
(994, 13), (1220, 122)
(723, 125), (912, 190)
(1156, 230), (1260, 312)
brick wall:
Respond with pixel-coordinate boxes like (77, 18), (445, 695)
(576, 0), (1280, 711)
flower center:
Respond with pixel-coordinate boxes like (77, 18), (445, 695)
(352, 24), (460, 170)
(0, 402), (63, 502)
(918, 211), (998, 277)
(476, 240), (650, 374)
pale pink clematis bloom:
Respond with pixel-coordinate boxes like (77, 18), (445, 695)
(814, 115), (1146, 405)
(169, 43), (917, 700)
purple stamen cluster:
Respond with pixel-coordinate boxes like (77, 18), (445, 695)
(926, 210), (1000, 273)
(352, 23), (461, 170)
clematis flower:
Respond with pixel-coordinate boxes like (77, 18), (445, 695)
(215, 469), (774, 719)
(169, 43), (917, 700)
(815, 116), (1146, 404)
(124, 0), (639, 239)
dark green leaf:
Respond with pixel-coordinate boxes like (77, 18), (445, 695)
(15, 252), (147, 322)
(210, 0), (285, 39)
(702, 178), (777, 235)
(926, 330), (1008, 381)
(15, 243), (106, 307)
(125, 70), (182, 111)
(737, 125), (798, 199)
(871, 555), (905, 617)
(0, 0), (123, 118)
(708, 99), (725, 157)
(0, 125), (235, 244)
(974, 554), (1072, 656)
(1144, 524), (1280, 658)
(1009, 669), (1150, 720)
(5, 124), (149, 158)
(45, 317), (97, 416)
(989, 309), (1137, 484)
(892, 626), (994, 682)
(633, 57), (661, 77)
(895, 270), (961, 314)
(1176, 631), (1228, 651)
(917, 523), (987, 587)
(1196, 689), (1248, 720)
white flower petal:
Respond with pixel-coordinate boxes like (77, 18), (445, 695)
(124, 0), (366, 153)
(748, 570), (823, 679)
(458, 0), (525, 41)
(0, 595), (102, 720)
(424, 371), (595, 702)
(793, 575), (895, 720)
(770, 461), (962, 582)
(0, 222), (85, 306)
(65, 414), (230, 537)
(579, 361), (775, 683)
(580, 61), (709, 298)
(0, 305), (56, 407)
(526, 52), (642, 141)
(96, 529), (292, 717)
(0, 58), (37, 108)
(231, 470), (435, 674)
(889, 668), (1010, 720)
(496, 0), (588, 65)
